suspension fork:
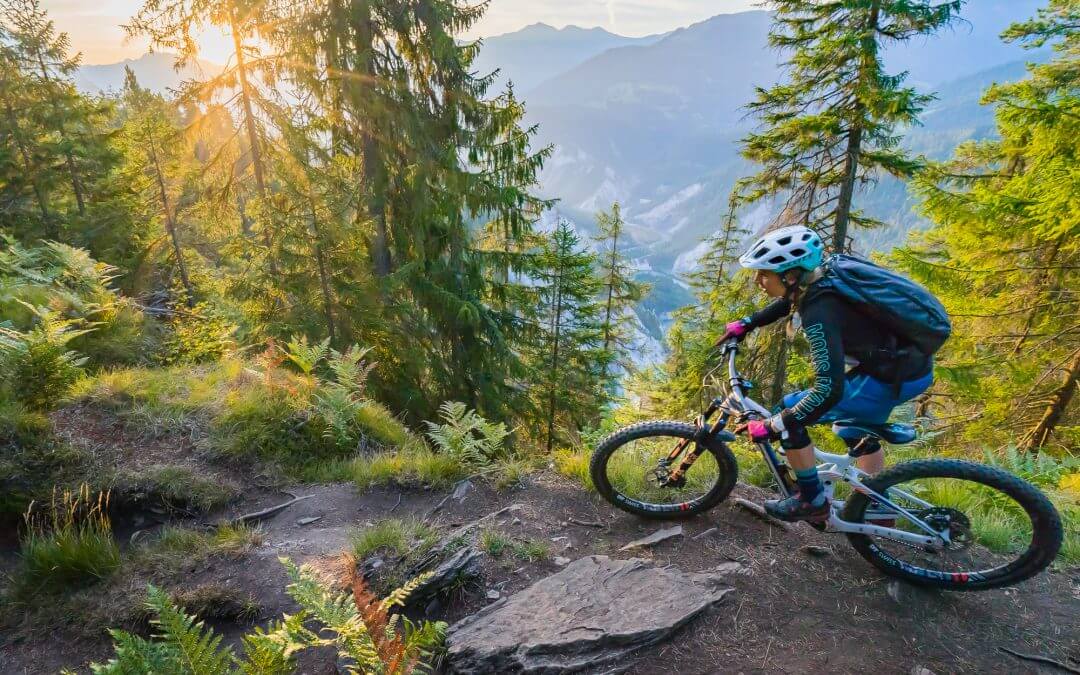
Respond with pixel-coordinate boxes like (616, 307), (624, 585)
(665, 400), (731, 483)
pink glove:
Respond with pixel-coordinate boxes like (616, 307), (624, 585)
(719, 319), (750, 343)
(736, 419), (776, 442)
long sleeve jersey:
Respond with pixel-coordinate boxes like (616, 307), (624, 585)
(745, 286), (931, 428)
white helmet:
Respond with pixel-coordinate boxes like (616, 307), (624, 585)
(738, 225), (824, 274)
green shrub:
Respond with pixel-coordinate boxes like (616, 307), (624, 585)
(0, 305), (94, 409)
(159, 304), (237, 365)
(72, 301), (162, 369)
(425, 401), (509, 469)
(13, 486), (120, 599)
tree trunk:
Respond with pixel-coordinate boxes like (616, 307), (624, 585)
(352, 7), (392, 278)
(364, 133), (392, 277)
(146, 127), (195, 307)
(229, 11), (277, 275)
(833, 124), (864, 252)
(546, 272), (565, 454)
(832, 0), (880, 253)
(1020, 349), (1080, 452)
(601, 223), (619, 356)
(5, 102), (51, 227)
(307, 194), (337, 343)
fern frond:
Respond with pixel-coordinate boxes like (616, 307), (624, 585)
(284, 335), (330, 374)
(89, 628), (181, 674)
(379, 572), (435, 612)
(237, 611), (321, 675)
(281, 558), (383, 673)
(146, 584), (235, 675)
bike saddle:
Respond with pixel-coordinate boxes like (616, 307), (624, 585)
(831, 421), (917, 445)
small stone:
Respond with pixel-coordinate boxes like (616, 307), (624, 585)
(551, 536), (569, 542)
(452, 479), (475, 502)
(620, 526), (684, 551)
(911, 667), (935, 675)
(887, 580), (903, 603)
(713, 561), (752, 576)
(512, 518), (522, 525)
(296, 516), (322, 526)
(800, 545), (831, 557)
(692, 527), (718, 541)
(554, 556), (571, 566)
(486, 590), (501, 601)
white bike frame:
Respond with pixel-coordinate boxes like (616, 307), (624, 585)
(711, 342), (948, 551)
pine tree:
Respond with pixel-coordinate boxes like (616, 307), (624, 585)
(532, 220), (610, 452)
(896, 0), (1080, 452)
(114, 69), (198, 307)
(259, 0), (552, 423)
(593, 202), (649, 382)
(1, 1), (122, 246)
(127, 0), (280, 276)
(734, 0), (962, 251)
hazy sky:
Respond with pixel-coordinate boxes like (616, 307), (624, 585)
(42, 0), (760, 65)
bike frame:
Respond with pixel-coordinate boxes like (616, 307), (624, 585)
(678, 340), (948, 551)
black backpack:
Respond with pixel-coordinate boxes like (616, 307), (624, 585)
(817, 254), (951, 356)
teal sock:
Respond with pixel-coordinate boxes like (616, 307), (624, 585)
(795, 467), (825, 504)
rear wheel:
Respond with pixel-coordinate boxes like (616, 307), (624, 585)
(590, 421), (738, 520)
(843, 459), (1062, 590)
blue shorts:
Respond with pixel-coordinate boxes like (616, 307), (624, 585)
(781, 370), (933, 425)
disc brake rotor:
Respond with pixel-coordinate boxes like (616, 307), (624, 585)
(919, 506), (974, 552)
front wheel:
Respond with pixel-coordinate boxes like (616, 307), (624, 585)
(590, 421), (738, 520)
(843, 459), (1063, 590)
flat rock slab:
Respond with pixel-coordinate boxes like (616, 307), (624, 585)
(446, 555), (733, 674)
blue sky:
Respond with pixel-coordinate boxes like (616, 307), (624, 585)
(43, 0), (759, 64)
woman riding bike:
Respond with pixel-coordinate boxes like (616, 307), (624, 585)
(722, 225), (935, 522)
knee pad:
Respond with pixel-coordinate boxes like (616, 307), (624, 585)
(780, 424), (812, 450)
(844, 435), (882, 458)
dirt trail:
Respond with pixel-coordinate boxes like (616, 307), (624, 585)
(2, 472), (1078, 674)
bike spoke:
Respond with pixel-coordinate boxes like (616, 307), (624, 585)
(604, 435), (720, 509)
(861, 477), (1034, 579)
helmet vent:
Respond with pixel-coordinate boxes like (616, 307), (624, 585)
(768, 255), (786, 264)
(790, 248), (806, 256)
(753, 248), (769, 259)
(776, 236), (792, 246)
(801, 233), (812, 241)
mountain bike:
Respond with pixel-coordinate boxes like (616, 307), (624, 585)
(590, 340), (1063, 590)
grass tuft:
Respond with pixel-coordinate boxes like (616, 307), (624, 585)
(349, 519), (439, 561)
(113, 464), (238, 513)
(170, 583), (262, 623)
(553, 449), (593, 490)
(131, 523), (263, 575)
(511, 539), (550, 562)
(13, 485), (120, 599)
(479, 529), (511, 558)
